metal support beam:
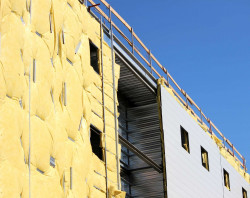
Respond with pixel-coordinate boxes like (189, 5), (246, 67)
(110, 5), (121, 190)
(100, 16), (109, 198)
(119, 135), (162, 173)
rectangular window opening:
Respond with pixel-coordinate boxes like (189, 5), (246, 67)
(180, 126), (190, 153)
(223, 169), (230, 190)
(243, 187), (247, 198)
(201, 146), (209, 171)
(89, 40), (99, 74)
(90, 125), (103, 161)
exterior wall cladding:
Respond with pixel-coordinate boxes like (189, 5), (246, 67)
(161, 85), (250, 198)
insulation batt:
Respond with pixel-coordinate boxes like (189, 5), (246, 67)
(0, 0), (125, 197)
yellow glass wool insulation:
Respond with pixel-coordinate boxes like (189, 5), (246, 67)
(106, 125), (117, 141)
(0, 0), (125, 197)
(109, 185), (126, 198)
(90, 83), (103, 102)
(0, 62), (7, 99)
(104, 93), (117, 113)
(30, 0), (51, 35)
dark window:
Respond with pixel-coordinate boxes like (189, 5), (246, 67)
(201, 146), (209, 171)
(90, 125), (103, 161)
(223, 169), (230, 190)
(89, 40), (99, 74)
(180, 126), (190, 153)
(243, 188), (248, 198)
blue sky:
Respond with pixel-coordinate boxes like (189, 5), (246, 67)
(107, 0), (250, 168)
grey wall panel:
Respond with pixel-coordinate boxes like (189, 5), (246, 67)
(160, 86), (249, 198)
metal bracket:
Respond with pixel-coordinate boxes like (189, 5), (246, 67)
(88, 3), (100, 12)
(119, 135), (162, 173)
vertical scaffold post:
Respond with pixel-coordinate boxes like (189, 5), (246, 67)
(243, 158), (246, 172)
(166, 69), (169, 86)
(109, 5), (121, 190)
(131, 27), (134, 54)
(222, 135), (226, 148)
(100, 16), (109, 198)
(232, 144), (235, 157)
(208, 119), (212, 134)
(199, 109), (203, 123)
(149, 50), (153, 74)
(185, 93), (188, 109)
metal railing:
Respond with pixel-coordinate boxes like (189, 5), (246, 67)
(84, 0), (247, 171)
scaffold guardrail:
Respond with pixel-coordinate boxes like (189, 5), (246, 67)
(85, 0), (247, 171)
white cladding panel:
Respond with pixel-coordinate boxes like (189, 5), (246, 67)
(221, 156), (250, 198)
(160, 86), (250, 198)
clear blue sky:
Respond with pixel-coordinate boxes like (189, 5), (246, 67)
(107, 0), (250, 168)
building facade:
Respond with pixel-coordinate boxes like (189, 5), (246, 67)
(0, 0), (249, 197)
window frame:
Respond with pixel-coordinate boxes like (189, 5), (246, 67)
(223, 169), (230, 190)
(243, 187), (248, 198)
(180, 126), (190, 153)
(90, 125), (103, 161)
(200, 146), (209, 171)
(89, 40), (100, 74)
